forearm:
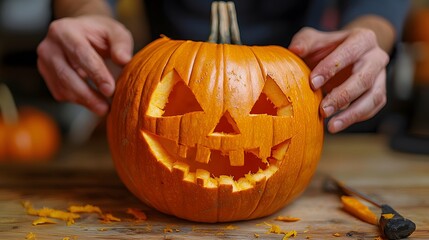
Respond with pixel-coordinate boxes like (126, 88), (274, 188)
(343, 15), (396, 53)
(53, 0), (113, 18)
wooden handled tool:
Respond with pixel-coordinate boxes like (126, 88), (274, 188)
(324, 177), (416, 240)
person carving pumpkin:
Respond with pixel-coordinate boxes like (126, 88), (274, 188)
(36, 0), (410, 133)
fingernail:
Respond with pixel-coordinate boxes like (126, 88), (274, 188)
(100, 83), (114, 97)
(311, 75), (324, 89)
(322, 105), (335, 117)
(333, 120), (343, 131)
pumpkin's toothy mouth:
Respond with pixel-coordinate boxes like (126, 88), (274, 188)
(142, 131), (290, 190)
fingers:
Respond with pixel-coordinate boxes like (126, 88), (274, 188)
(46, 17), (134, 99)
(327, 70), (387, 133)
(320, 40), (389, 133)
(37, 39), (110, 116)
(289, 27), (390, 133)
(49, 19), (116, 98)
(320, 47), (389, 118)
(322, 47), (388, 133)
(37, 16), (135, 116)
(309, 28), (378, 90)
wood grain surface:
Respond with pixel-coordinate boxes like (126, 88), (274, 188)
(0, 134), (428, 239)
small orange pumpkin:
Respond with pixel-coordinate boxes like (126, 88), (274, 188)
(0, 84), (61, 162)
(404, 8), (429, 43)
(107, 1), (323, 222)
(403, 8), (429, 85)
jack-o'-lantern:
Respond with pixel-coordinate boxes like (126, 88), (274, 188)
(107, 1), (323, 222)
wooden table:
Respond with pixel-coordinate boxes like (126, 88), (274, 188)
(1, 133), (428, 239)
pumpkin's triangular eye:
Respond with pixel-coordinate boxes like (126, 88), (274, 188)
(163, 80), (203, 116)
(250, 92), (277, 116)
(146, 71), (203, 117)
(250, 77), (293, 116)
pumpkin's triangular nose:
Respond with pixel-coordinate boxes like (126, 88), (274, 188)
(212, 110), (240, 135)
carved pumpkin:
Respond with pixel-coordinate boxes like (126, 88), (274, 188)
(0, 84), (61, 162)
(107, 1), (323, 222)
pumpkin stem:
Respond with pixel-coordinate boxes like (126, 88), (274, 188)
(208, 2), (219, 43)
(208, 1), (242, 44)
(0, 83), (19, 124)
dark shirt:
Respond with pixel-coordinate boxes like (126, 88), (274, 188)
(144, 0), (410, 47)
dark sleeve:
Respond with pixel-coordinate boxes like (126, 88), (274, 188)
(338, 0), (411, 41)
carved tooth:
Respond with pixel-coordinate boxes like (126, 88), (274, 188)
(177, 144), (188, 158)
(172, 162), (189, 179)
(195, 145), (211, 164)
(196, 169), (210, 186)
(183, 172), (195, 183)
(218, 175), (238, 192)
(229, 150), (244, 166)
(237, 177), (253, 190)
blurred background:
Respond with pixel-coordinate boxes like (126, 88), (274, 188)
(0, 0), (428, 155)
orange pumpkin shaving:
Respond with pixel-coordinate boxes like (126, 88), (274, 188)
(264, 222), (297, 238)
(283, 230), (298, 238)
(68, 204), (102, 214)
(32, 217), (57, 226)
(225, 224), (238, 230)
(62, 237), (78, 240)
(126, 208), (147, 221)
(22, 201), (80, 225)
(100, 213), (121, 223)
(267, 223), (283, 234)
(275, 216), (300, 222)
(26, 232), (36, 240)
(341, 196), (378, 225)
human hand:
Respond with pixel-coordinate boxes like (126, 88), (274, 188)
(37, 15), (133, 115)
(289, 27), (389, 133)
